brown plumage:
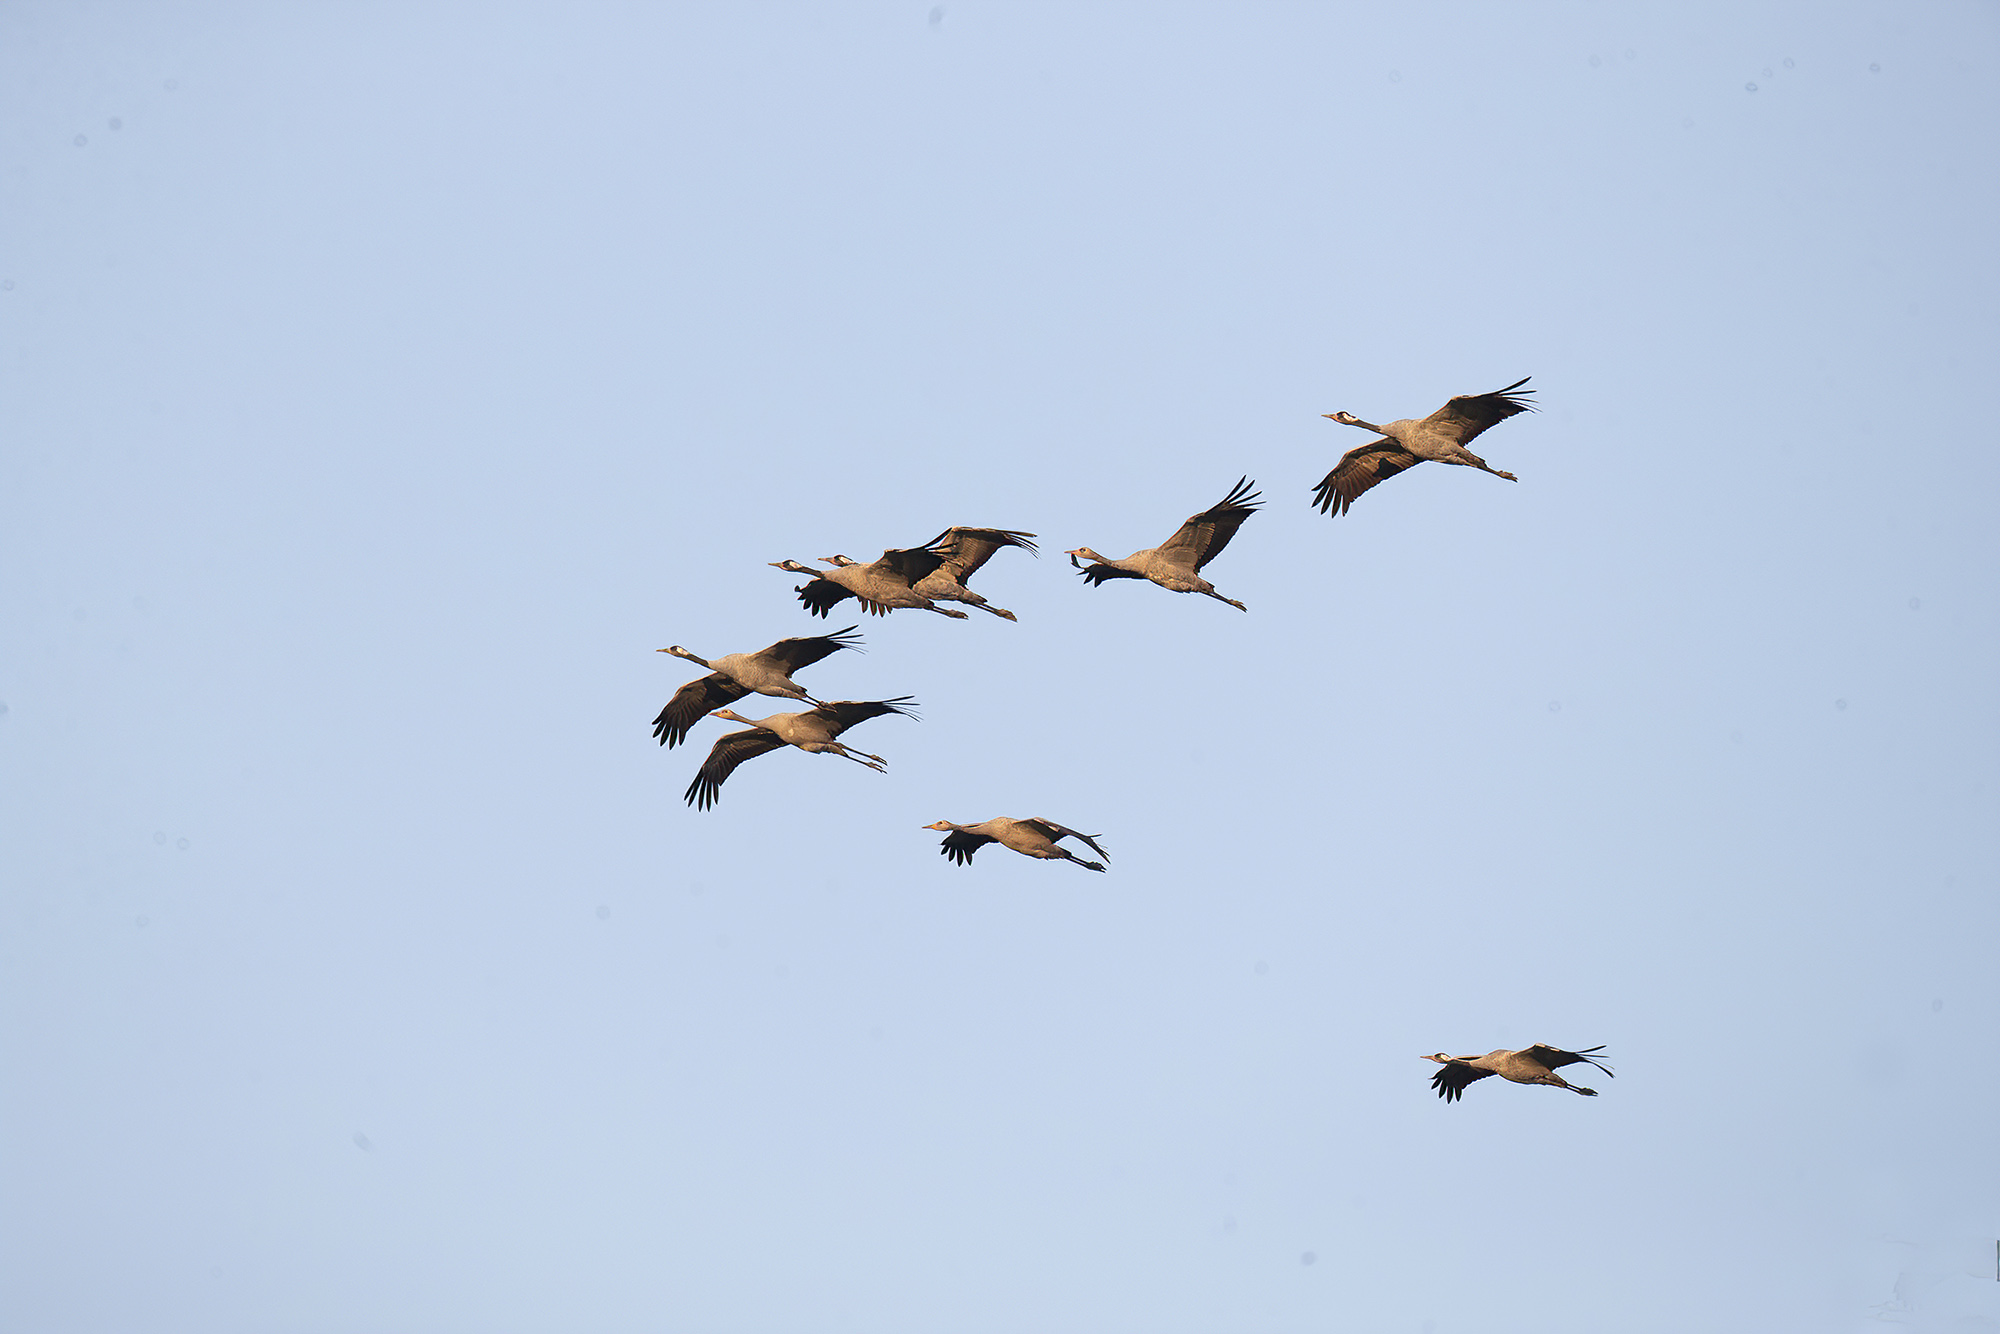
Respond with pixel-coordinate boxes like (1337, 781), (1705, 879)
(1314, 378), (1536, 516)
(684, 698), (918, 810)
(923, 817), (1110, 872)
(770, 556), (969, 619)
(1067, 477), (1261, 612)
(871, 527), (1039, 620)
(1422, 1044), (1613, 1103)
(651, 627), (862, 749)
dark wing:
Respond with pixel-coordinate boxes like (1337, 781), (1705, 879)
(760, 626), (863, 672)
(1074, 561), (1145, 587)
(811, 696), (920, 735)
(1158, 477), (1261, 570)
(870, 540), (951, 586)
(1021, 818), (1109, 864)
(926, 528), (1039, 582)
(652, 673), (749, 749)
(1422, 376), (1537, 445)
(1526, 1044), (1613, 1078)
(938, 828), (996, 866)
(1429, 1059), (1497, 1103)
(1312, 439), (1422, 517)
(793, 576), (856, 619)
(683, 727), (787, 810)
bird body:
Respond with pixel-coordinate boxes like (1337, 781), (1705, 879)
(879, 527), (1038, 620)
(684, 698), (918, 809)
(651, 627), (862, 748)
(1421, 1044), (1612, 1102)
(771, 558), (970, 619)
(1314, 377), (1536, 516)
(923, 817), (1109, 872)
(1067, 477), (1261, 611)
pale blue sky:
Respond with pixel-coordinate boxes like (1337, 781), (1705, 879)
(5, 3), (1997, 1331)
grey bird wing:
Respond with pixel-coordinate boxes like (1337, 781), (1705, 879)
(925, 527), (1039, 582)
(1022, 818), (1109, 863)
(1526, 1044), (1613, 1077)
(811, 696), (920, 734)
(1422, 376), (1537, 445)
(762, 626), (864, 672)
(1429, 1059), (1497, 1103)
(684, 726), (787, 809)
(653, 673), (751, 748)
(871, 537), (952, 586)
(1312, 439), (1422, 516)
(1158, 476), (1261, 570)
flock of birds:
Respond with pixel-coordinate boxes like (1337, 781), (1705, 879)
(653, 377), (1611, 1103)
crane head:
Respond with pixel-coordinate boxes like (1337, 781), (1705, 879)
(1324, 411), (1365, 426)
